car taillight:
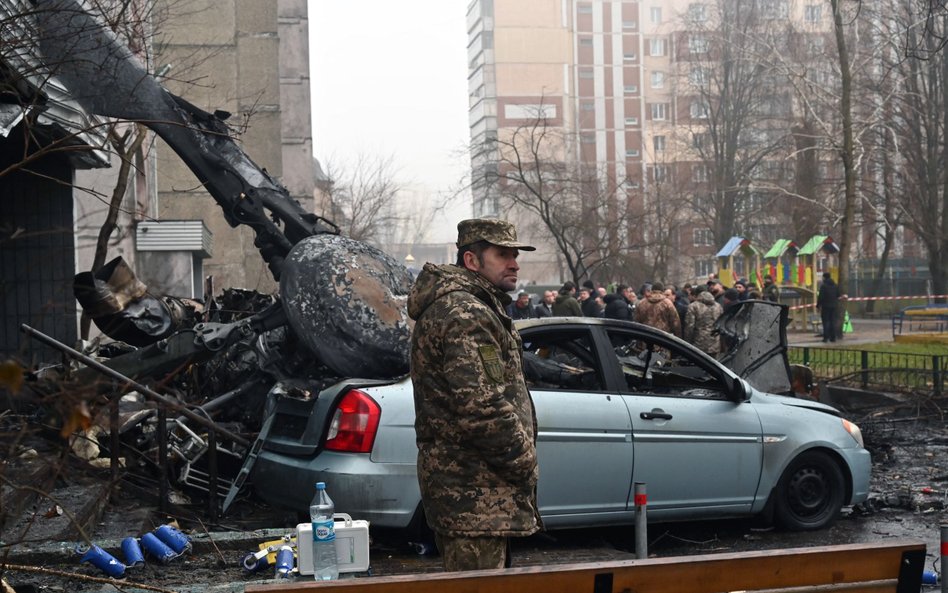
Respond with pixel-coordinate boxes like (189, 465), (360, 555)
(324, 389), (381, 453)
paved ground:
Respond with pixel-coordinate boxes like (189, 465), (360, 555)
(788, 317), (893, 347)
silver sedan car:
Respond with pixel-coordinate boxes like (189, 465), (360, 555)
(253, 311), (870, 533)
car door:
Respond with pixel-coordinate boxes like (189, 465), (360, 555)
(520, 324), (634, 525)
(602, 327), (763, 520)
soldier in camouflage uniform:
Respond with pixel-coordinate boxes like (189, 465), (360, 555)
(407, 218), (542, 571)
(683, 285), (724, 357)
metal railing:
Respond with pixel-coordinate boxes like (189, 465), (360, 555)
(789, 346), (946, 396)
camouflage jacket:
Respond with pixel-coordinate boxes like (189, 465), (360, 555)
(407, 263), (541, 538)
(633, 292), (682, 337)
(684, 291), (723, 356)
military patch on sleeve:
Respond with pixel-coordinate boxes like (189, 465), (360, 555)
(478, 345), (504, 383)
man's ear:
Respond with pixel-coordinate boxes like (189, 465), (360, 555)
(462, 250), (480, 272)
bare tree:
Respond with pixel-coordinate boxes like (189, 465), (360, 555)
(678, 0), (796, 248)
(826, 0), (859, 295)
(475, 114), (637, 284)
(317, 153), (403, 244)
(883, 1), (948, 299)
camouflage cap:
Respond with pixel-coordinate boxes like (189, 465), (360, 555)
(456, 218), (535, 251)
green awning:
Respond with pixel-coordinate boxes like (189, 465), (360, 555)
(798, 235), (839, 256)
(764, 239), (798, 259)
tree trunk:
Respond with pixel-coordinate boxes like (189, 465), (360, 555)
(830, 0), (857, 299)
(939, 12), (948, 303)
(80, 124), (148, 340)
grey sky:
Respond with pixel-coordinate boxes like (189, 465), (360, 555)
(308, 0), (472, 242)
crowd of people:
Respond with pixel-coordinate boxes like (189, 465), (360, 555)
(506, 273), (784, 358)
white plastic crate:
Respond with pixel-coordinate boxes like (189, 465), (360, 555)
(296, 514), (370, 574)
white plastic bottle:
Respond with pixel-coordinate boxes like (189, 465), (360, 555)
(309, 481), (338, 580)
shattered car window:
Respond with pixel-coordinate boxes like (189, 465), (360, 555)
(521, 329), (603, 391)
(606, 330), (728, 399)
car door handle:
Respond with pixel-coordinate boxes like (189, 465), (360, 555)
(640, 411), (673, 421)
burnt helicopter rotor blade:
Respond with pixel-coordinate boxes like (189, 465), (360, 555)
(32, 0), (178, 122)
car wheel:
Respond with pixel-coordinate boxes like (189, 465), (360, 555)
(774, 450), (845, 531)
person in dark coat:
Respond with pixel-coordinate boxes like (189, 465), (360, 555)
(762, 275), (780, 303)
(722, 288), (741, 310)
(506, 291), (537, 320)
(581, 288), (603, 317)
(664, 286), (689, 325)
(709, 280), (725, 305)
(603, 284), (633, 320)
(534, 290), (555, 317)
(816, 272), (839, 343)
(734, 279), (749, 301)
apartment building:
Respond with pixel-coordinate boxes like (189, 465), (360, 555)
(153, 0), (316, 295)
(466, 0), (869, 286)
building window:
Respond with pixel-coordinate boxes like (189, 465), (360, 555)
(746, 192), (768, 211)
(653, 135), (666, 152)
(579, 37), (594, 46)
(649, 38), (667, 57)
(688, 3), (707, 22)
(650, 71), (665, 88)
(693, 164), (710, 182)
(689, 34), (709, 54)
(622, 20), (637, 29)
(579, 67), (595, 79)
(651, 164), (669, 182)
(624, 84), (638, 94)
(758, 0), (788, 19)
(695, 259), (715, 277)
(650, 103), (668, 121)
(581, 132), (596, 144)
(694, 228), (713, 246)
(804, 4), (822, 22)
(692, 132), (709, 149)
(578, 3), (593, 14)
(623, 52), (637, 61)
(691, 100), (710, 119)
(581, 101), (595, 111)
(650, 7), (662, 23)
(689, 66), (708, 85)
(625, 116), (639, 126)
(626, 148), (640, 157)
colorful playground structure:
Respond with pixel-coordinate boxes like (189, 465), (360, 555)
(715, 235), (840, 329)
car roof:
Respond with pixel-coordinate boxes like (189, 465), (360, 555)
(514, 316), (681, 344)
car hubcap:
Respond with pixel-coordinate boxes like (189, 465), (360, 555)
(788, 467), (828, 517)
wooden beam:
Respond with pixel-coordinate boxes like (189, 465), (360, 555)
(246, 540), (926, 593)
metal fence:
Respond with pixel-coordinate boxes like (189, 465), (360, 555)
(789, 347), (946, 396)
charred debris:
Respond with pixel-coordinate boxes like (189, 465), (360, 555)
(2, 0), (413, 536)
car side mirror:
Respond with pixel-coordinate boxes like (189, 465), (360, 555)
(730, 377), (751, 402)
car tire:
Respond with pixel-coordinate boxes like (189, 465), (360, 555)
(774, 450), (845, 531)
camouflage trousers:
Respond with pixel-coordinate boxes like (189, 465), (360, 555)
(435, 533), (511, 571)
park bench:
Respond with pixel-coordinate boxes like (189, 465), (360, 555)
(891, 304), (948, 336)
(246, 540), (926, 593)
